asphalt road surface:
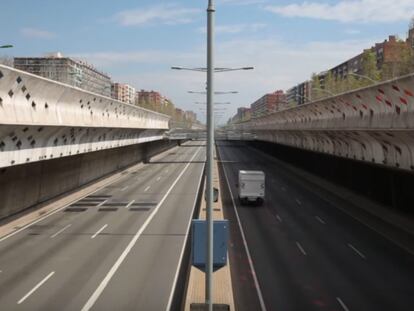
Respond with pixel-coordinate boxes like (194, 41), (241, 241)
(217, 141), (414, 311)
(0, 140), (205, 311)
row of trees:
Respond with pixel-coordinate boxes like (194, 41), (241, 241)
(136, 98), (196, 128)
(311, 49), (414, 101)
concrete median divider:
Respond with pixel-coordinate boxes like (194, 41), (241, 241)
(184, 146), (235, 310)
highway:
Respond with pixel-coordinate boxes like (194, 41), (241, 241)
(0, 141), (205, 311)
(217, 141), (414, 311)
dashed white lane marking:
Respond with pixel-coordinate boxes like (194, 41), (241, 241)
(91, 224), (108, 239)
(81, 146), (202, 311)
(125, 200), (135, 209)
(50, 224), (72, 238)
(17, 271), (55, 304)
(120, 186), (129, 192)
(295, 199), (302, 205)
(165, 169), (169, 173)
(348, 243), (366, 259)
(97, 200), (108, 207)
(296, 242), (307, 256)
(276, 214), (282, 223)
(144, 186), (150, 192)
(336, 297), (350, 311)
(315, 216), (326, 225)
(156, 176), (161, 181)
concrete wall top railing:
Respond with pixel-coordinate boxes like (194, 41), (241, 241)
(223, 74), (414, 172)
(233, 73), (414, 132)
(0, 64), (170, 129)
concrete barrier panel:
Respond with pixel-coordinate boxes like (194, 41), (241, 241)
(0, 139), (178, 220)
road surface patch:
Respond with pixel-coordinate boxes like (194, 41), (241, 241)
(65, 207), (88, 212)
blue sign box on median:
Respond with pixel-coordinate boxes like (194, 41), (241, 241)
(191, 219), (229, 272)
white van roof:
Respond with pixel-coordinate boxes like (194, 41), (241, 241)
(239, 170), (265, 176)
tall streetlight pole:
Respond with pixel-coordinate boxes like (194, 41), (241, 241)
(171, 2), (252, 304)
(206, 1), (215, 309)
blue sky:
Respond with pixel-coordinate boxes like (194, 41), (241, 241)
(1, 0), (413, 123)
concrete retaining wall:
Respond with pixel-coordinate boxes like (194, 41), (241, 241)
(0, 139), (177, 220)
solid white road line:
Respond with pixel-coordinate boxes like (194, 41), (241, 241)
(81, 146), (202, 311)
(336, 297), (350, 311)
(315, 216), (326, 225)
(296, 242), (307, 256)
(348, 243), (366, 259)
(120, 186), (129, 192)
(97, 200), (108, 208)
(221, 150), (267, 311)
(50, 224), (72, 238)
(17, 271), (55, 304)
(166, 151), (205, 311)
(276, 214), (282, 223)
(144, 186), (150, 192)
(295, 199), (302, 206)
(125, 200), (135, 209)
(91, 224), (108, 239)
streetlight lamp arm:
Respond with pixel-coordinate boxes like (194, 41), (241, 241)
(172, 66), (254, 73)
(348, 72), (377, 84)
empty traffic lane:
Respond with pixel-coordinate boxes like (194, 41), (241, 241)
(0, 141), (205, 311)
(217, 141), (414, 311)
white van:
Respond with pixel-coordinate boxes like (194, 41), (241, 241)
(237, 170), (265, 205)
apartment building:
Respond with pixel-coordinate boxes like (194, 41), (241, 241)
(111, 83), (136, 104)
(14, 52), (111, 97)
(251, 90), (286, 118)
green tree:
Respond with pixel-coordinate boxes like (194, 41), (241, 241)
(361, 50), (380, 84)
(311, 73), (322, 100)
(323, 71), (335, 96)
(344, 74), (363, 92)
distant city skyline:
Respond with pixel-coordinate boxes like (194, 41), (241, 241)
(1, 0), (413, 123)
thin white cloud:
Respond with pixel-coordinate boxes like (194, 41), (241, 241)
(198, 23), (266, 34)
(344, 29), (361, 35)
(265, 0), (414, 23)
(71, 50), (204, 67)
(114, 4), (201, 26)
(20, 27), (56, 39)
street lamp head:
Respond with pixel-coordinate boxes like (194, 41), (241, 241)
(171, 66), (183, 70)
(0, 44), (13, 49)
(242, 66), (254, 70)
